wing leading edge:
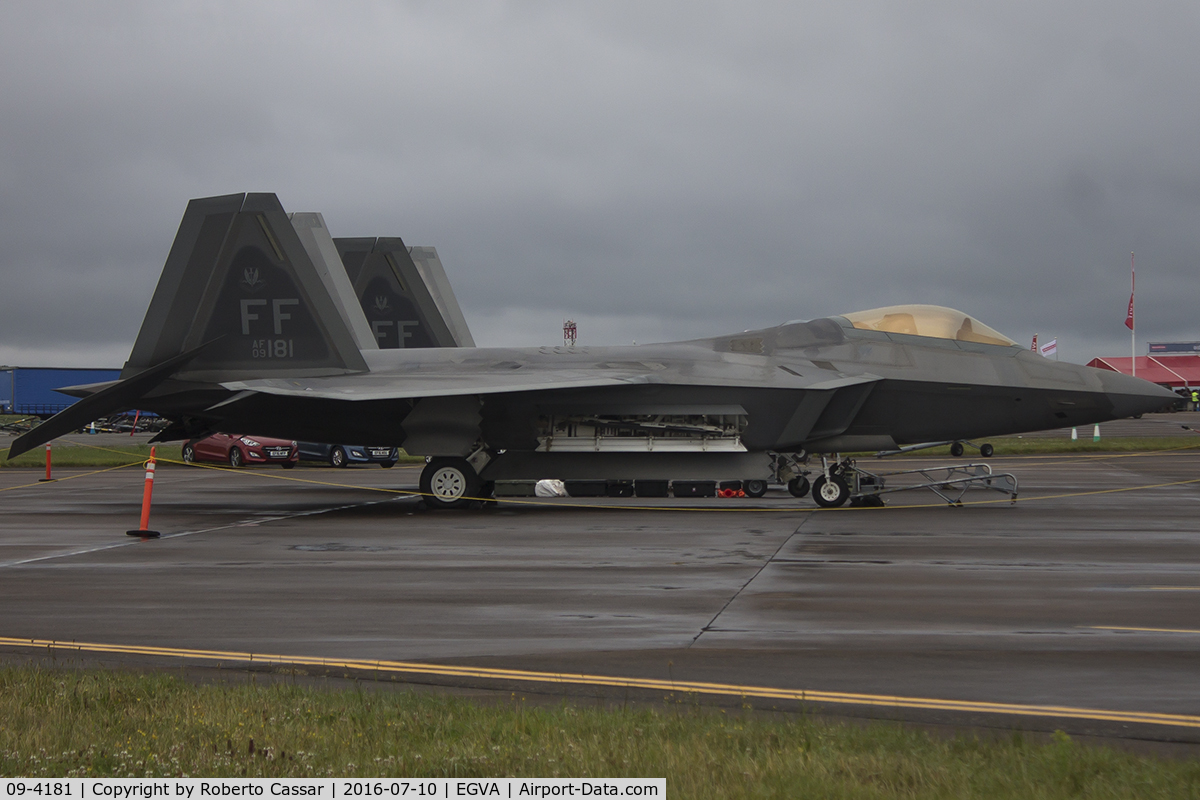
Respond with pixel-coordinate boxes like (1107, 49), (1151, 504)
(221, 356), (881, 402)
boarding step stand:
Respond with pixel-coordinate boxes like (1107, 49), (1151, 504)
(846, 461), (1018, 507)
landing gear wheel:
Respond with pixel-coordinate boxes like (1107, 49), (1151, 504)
(182, 444), (195, 463)
(979, 443), (994, 458)
(419, 457), (480, 510)
(228, 447), (244, 468)
(329, 446), (347, 468)
(950, 442), (964, 457)
(787, 476), (811, 498)
(812, 475), (850, 508)
(743, 479), (768, 498)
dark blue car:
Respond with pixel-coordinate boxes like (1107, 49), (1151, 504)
(297, 442), (399, 468)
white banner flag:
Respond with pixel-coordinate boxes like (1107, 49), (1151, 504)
(1040, 338), (1058, 357)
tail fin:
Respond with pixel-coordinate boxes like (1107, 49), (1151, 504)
(288, 212), (378, 351)
(124, 193), (368, 381)
(334, 238), (474, 349)
(408, 247), (475, 347)
(7, 193), (371, 460)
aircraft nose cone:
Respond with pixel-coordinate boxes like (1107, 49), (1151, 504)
(1097, 370), (1179, 417)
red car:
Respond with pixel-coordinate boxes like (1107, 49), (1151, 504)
(181, 433), (298, 468)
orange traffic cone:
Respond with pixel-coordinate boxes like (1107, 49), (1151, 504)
(126, 447), (161, 538)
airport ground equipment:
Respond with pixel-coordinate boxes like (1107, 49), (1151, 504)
(0, 416), (39, 435)
(811, 455), (1018, 508)
(875, 439), (995, 458)
(6, 193), (1177, 515)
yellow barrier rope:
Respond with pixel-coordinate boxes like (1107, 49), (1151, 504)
(0, 460), (144, 493)
(6, 439), (1200, 512)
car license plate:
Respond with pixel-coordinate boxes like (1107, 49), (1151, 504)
(369, 448), (391, 458)
(266, 448), (289, 458)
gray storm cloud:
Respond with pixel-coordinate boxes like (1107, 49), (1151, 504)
(1, 1), (1197, 367)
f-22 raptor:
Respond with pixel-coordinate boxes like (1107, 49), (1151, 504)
(7, 193), (1176, 508)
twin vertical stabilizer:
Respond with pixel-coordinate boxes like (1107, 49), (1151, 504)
(123, 193), (475, 383)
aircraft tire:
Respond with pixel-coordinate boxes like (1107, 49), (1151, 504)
(743, 479), (768, 498)
(812, 475), (849, 508)
(228, 447), (244, 468)
(330, 446), (347, 468)
(420, 457), (480, 510)
(979, 443), (994, 458)
(950, 442), (964, 457)
(787, 476), (810, 498)
(182, 444), (195, 463)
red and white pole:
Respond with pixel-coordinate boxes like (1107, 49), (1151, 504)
(38, 443), (54, 482)
(126, 446), (161, 538)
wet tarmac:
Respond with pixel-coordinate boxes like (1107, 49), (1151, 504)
(2, 437), (1200, 745)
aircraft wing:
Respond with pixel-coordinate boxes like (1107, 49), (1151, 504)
(221, 361), (880, 401)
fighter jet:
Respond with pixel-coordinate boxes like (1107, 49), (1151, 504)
(7, 193), (1176, 508)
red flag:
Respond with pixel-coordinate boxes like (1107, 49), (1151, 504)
(1124, 253), (1135, 330)
(1030, 333), (1038, 351)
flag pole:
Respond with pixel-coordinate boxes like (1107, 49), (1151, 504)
(1130, 252), (1136, 377)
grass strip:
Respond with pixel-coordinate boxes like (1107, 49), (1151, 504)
(849, 436), (1200, 458)
(1, 667), (1198, 796)
(0, 443), (155, 467)
(0, 442), (426, 468)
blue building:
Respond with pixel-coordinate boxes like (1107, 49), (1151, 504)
(0, 366), (121, 416)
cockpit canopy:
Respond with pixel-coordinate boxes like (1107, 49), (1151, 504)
(838, 305), (1017, 347)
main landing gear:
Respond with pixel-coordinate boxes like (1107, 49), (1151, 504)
(419, 457), (481, 509)
(418, 446), (495, 509)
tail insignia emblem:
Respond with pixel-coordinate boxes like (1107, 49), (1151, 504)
(240, 267), (266, 292)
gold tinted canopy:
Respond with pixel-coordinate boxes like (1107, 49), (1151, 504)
(840, 304), (1016, 347)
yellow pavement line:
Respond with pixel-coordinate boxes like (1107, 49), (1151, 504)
(1142, 586), (1200, 592)
(994, 442), (1200, 462)
(2, 636), (1199, 729)
(1004, 475), (1200, 503)
(1092, 625), (1200, 634)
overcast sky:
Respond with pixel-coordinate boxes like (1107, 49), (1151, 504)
(2, 2), (1198, 368)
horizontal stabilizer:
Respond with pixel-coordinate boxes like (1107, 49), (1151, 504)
(5, 338), (222, 459)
